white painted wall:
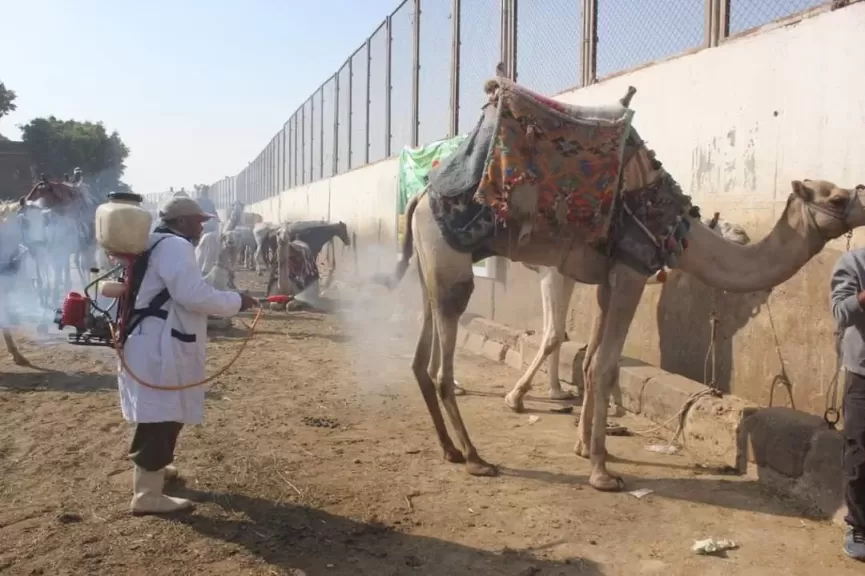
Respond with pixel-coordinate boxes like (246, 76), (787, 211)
(239, 4), (865, 412)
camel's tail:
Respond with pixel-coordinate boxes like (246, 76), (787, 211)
(370, 191), (422, 290)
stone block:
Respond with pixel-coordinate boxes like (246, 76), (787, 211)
(456, 326), (469, 348)
(640, 372), (706, 425)
(481, 340), (507, 363)
(683, 393), (754, 471)
(556, 341), (587, 386)
(617, 359), (667, 415)
(797, 428), (844, 520)
(466, 317), (522, 349)
(505, 347), (523, 370)
(738, 406), (823, 478)
(464, 332), (486, 356)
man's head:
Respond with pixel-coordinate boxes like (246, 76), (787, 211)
(159, 196), (217, 243)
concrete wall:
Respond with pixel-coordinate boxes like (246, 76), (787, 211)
(244, 4), (865, 416)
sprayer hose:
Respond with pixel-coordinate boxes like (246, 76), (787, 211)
(109, 307), (263, 391)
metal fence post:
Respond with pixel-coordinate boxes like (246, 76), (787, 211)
(581, 0), (598, 85)
(301, 105), (306, 185)
(334, 75), (340, 174)
(506, 0), (517, 79)
(449, 0), (460, 137)
(319, 90), (324, 178)
(365, 37), (372, 165)
(309, 97), (315, 182)
(348, 58), (353, 168)
(718, 0), (730, 41)
(385, 15), (393, 157)
(410, 0), (421, 147)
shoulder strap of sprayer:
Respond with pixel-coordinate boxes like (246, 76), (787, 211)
(119, 236), (171, 344)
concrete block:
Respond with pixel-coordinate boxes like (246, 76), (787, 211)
(683, 393), (754, 471)
(640, 372), (706, 425)
(556, 341), (587, 386)
(797, 428), (844, 520)
(505, 347), (523, 370)
(481, 340), (507, 363)
(617, 359), (667, 415)
(467, 317), (522, 349)
(464, 332), (486, 356)
(456, 326), (469, 348)
(738, 407), (823, 478)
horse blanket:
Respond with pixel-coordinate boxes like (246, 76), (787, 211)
(428, 77), (633, 252)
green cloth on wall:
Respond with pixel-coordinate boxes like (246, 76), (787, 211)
(396, 134), (467, 215)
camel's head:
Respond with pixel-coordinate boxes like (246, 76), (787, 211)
(791, 179), (865, 240)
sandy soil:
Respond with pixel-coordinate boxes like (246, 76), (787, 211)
(0, 270), (861, 576)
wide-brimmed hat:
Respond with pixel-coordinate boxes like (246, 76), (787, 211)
(159, 196), (217, 221)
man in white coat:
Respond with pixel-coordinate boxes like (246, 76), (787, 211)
(119, 196), (258, 515)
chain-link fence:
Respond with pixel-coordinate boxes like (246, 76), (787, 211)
(206, 0), (837, 211)
(417, 0), (452, 144)
(515, 0), (582, 96)
(456, 0), (500, 136)
(368, 23), (389, 163)
(728, 0), (827, 36)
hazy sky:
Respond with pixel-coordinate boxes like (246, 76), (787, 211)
(0, 0), (822, 196)
(0, 0), (396, 194)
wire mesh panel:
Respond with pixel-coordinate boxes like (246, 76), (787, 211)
(390, 0), (414, 154)
(322, 77), (336, 178)
(728, 0), (827, 35)
(350, 44), (369, 169)
(304, 99), (313, 184)
(596, 0), (704, 80)
(337, 62), (351, 174)
(282, 122), (290, 190)
(288, 114), (297, 189)
(312, 88), (323, 182)
(368, 22), (388, 163)
(516, 0), (581, 96)
(457, 0), (500, 135)
(417, 0), (452, 143)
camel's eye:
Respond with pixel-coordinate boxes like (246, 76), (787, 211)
(829, 195), (847, 207)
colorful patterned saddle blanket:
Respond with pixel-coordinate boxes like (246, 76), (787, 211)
(428, 77), (634, 251)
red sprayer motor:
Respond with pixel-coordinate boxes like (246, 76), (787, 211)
(54, 264), (129, 347)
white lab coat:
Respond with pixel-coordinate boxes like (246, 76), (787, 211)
(118, 232), (241, 424)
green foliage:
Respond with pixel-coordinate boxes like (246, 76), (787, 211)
(0, 82), (16, 120)
(19, 116), (131, 195)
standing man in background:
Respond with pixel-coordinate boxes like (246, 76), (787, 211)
(830, 249), (865, 560)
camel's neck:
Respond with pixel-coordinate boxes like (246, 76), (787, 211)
(678, 202), (823, 293)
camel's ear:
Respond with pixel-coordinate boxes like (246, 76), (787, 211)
(791, 180), (813, 201)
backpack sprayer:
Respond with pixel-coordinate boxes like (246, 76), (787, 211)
(53, 191), (265, 390)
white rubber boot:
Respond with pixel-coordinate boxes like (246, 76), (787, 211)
(130, 466), (193, 515)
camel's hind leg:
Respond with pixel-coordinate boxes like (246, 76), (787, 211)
(3, 329), (30, 366)
(411, 266), (465, 464)
(505, 269), (575, 412)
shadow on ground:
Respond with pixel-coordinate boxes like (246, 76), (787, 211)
(174, 489), (604, 576)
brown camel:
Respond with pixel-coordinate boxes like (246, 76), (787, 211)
(385, 92), (865, 491)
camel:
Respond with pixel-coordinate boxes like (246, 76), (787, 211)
(17, 175), (99, 310)
(253, 221), (279, 275)
(502, 215), (750, 412)
(385, 80), (865, 492)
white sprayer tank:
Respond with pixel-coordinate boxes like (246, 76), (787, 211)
(95, 192), (152, 255)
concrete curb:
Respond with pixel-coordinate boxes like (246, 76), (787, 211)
(456, 316), (846, 524)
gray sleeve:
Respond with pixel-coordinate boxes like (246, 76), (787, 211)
(830, 254), (865, 329)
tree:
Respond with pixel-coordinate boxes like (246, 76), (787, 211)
(19, 116), (131, 196)
(0, 82), (16, 120)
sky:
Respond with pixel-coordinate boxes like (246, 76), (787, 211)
(0, 0), (398, 195)
(0, 0), (823, 197)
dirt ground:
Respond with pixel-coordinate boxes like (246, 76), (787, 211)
(0, 270), (862, 575)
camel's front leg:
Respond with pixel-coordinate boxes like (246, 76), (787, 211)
(575, 283), (609, 458)
(3, 329), (30, 367)
(584, 264), (646, 492)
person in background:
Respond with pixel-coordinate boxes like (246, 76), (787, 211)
(119, 196), (258, 515)
(830, 249), (865, 561)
